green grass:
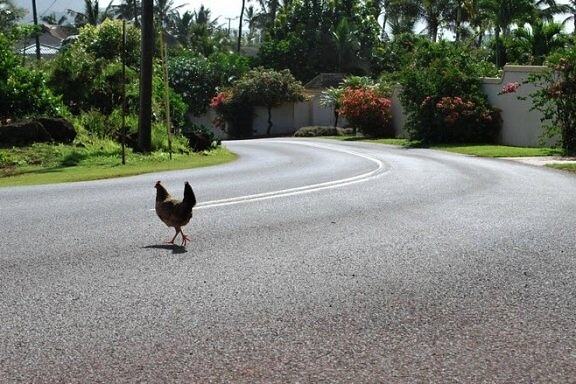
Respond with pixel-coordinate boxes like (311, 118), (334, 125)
(323, 136), (410, 146)
(431, 144), (562, 157)
(0, 144), (236, 187)
(324, 135), (561, 157)
(546, 163), (576, 173)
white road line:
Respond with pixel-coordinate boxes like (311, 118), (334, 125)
(151, 140), (388, 210)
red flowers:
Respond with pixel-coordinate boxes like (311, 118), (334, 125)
(210, 92), (229, 109)
(338, 88), (393, 136)
(499, 82), (521, 95)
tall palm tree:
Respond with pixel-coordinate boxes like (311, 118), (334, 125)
(155, 0), (184, 29)
(112, 0), (141, 26)
(170, 10), (194, 46)
(383, 0), (420, 39)
(512, 20), (565, 64)
(483, 0), (533, 66)
(68, 0), (114, 27)
(331, 17), (359, 72)
(418, 0), (454, 42)
(562, 0), (576, 35)
(238, 0), (246, 52)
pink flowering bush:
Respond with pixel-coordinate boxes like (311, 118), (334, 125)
(419, 94), (500, 143)
(499, 82), (521, 95)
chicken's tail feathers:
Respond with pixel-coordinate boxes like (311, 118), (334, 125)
(184, 182), (197, 208)
(155, 180), (169, 202)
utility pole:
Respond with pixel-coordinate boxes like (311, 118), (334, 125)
(31, 0), (41, 62)
(237, 0), (245, 53)
(138, 0), (154, 153)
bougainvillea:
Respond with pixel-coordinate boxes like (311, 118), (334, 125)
(419, 95), (500, 143)
(527, 50), (576, 153)
(338, 88), (393, 137)
(499, 82), (521, 95)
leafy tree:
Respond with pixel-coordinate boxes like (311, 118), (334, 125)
(48, 20), (141, 114)
(232, 67), (305, 135)
(259, 0), (380, 81)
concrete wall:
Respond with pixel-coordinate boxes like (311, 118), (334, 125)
(481, 65), (555, 147)
(192, 66), (553, 146)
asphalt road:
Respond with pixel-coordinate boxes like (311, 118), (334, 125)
(1, 138), (575, 383)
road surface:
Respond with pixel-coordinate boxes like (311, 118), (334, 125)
(1, 138), (575, 383)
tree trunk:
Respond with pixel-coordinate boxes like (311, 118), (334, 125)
(237, 0), (246, 53)
(495, 26), (502, 68)
(455, 4), (462, 42)
(133, 0), (139, 27)
(381, 12), (388, 40)
(333, 110), (339, 128)
(266, 105), (273, 136)
(137, 0), (154, 153)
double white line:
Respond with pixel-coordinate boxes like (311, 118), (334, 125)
(194, 141), (387, 210)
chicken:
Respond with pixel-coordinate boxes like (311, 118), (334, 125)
(155, 181), (197, 246)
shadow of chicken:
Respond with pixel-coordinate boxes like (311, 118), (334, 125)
(155, 181), (197, 246)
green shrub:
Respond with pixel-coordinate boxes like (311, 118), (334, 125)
(76, 19), (141, 66)
(399, 41), (501, 144)
(294, 126), (339, 137)
(183, 124), (220, 152)
(151, 123), (189, 153)
(0, 33), (66, 121)
(526, 45), (576, 154)
(168, 51), (250, 116)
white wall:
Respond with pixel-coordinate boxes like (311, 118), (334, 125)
(481, 65), (556, 147)
(193, 66), (554, 146)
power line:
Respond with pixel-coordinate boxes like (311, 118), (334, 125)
(40, 0), (60, 17)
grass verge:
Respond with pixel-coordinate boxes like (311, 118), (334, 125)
(546, 163), (576, 173)
(323, 136), (410, 146)
(324, 136), (561, 157)
(0, 145), (236, 187)
(431, 144), (562, 157)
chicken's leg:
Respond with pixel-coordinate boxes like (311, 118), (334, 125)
(164, 227), (181, 245)
(180, 230), (191, 246)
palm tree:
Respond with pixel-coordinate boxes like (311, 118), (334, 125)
(483, 0), (533, 66)
(561, 0), (576, 35)
(331, 18), (359, 72)
(511, 21), (565, 64)
(112, 0), (141, 26)
(155, 0), (184, 29)
(170, 10), (194, 46)
(383, 0), (419, 38)
(238, 0), (247, 52)
(68, 0), (114, 26)
(418, 0), (454, 42)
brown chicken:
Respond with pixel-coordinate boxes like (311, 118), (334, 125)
(155, 181), (197, 246)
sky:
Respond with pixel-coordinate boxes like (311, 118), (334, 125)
(15, 0), (574, 33)
(15, 0), (244, 23)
